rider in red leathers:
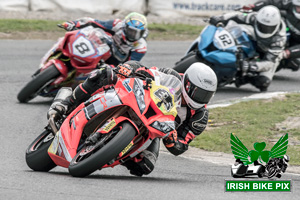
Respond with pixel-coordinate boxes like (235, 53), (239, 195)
(61, 12), (148, 66)
(48, 60), (218, 176)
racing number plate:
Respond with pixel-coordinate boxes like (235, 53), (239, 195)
(72, 36), (96, 58)
(214, 29), (235, 50)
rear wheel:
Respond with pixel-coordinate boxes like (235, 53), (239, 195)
(25, 129), (57, 172)
(68, 122), (136, 177)
(17, 65), (60, 103)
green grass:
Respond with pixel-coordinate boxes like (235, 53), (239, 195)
(0, 19), (204, 40)
(148, 23), (203, 40)
(191, 93), (300, 165)
(0, 19), (64, 32)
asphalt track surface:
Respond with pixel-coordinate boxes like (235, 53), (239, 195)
(1, 40), (300, 200)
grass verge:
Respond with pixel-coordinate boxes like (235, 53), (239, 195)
(191, 93), (300, 165)
(0, 19), (204, 40)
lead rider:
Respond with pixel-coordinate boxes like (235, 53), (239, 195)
(48, 61), (217, 176)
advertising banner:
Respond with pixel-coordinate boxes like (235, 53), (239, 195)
(148, 0), (257, 17)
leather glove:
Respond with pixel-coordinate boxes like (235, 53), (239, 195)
(163, 130), (178, 148)
(116, 63), (134, 79)
(209, 16), (224, 26)
(242, 60), (258, 73)
(242, 4), (254, 11)
(61, 21), (76, 31)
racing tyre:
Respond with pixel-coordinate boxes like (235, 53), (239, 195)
(267, 168), (278, 179)
(173, 51), (203, 73)
(68, 122), (136, 177)
(25, 129), (57, 171)
(17, 65), (60, 103)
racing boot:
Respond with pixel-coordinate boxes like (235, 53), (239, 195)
(285, 58), (300, 71)
(235, 76), (249, 88)
(123, 138), (160, 176)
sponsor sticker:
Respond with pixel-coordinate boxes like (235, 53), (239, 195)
(120, 141), (134, 157)
(103, 118), (117, 133)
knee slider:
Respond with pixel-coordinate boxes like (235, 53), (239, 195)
(253, 76), (271, 88)
(287, 58), (300, 71)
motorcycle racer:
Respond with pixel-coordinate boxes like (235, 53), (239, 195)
(61, 12), (148, 66)
(47, 60), (217, 176)
(209, 5), (287, 91)
(241, 0), (300, 72)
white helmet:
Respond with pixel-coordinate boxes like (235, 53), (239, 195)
(292, 0), (300, 19)
(255, 5), (281, 38)
(182, 62), (217, 109)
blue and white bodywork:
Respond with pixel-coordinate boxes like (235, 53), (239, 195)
(174, 21), (256, 87)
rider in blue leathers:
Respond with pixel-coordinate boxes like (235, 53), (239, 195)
(209, 6), (287, 91)
(61, 12), (148, 66)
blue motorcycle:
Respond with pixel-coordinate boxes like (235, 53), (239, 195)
(174, 23), (256, 87)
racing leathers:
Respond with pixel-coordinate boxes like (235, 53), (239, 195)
(243, 0), (300, 71)
(63, 17), (147, 66)
(209, 12), (287, 91)
(48, 61), (209, 176)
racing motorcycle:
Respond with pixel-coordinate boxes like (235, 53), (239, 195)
(174, 21), (256, 88)
(17, 25), (114, 103)
(25, 70), (181, 177)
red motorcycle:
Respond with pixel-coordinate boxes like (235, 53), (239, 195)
(25, 71), (181, 177)
(17, 25), (113, 103)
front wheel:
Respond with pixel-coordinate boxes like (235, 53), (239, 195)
(173, 50), (203, 73)
(68, 122), (136, 177)
(25, 129), (57, 172)
(17, 64), (60, 103)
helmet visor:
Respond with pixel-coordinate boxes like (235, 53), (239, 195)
(124, 25), (145, 42)
(295, 5), (300, 13)
(183, 75), (215, 104)
(256, 21), (277, 34)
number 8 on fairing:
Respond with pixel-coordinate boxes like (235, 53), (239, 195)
(72, 36), (96, 57)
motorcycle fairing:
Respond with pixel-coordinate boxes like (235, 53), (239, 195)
(48, 130), (73, 167)
(150, 81), (177, 117)
(48, 113), (137, 168)
(132, 78), (146, 114)
(47, 89), (122, 167)
(198, 26), (237, 66)
(48, 77), (177, 169)
(59, 28), (111, 73)
(39, 37), (64, 68)
(84, 89), (122, 120)
(198, 25), (216, 49)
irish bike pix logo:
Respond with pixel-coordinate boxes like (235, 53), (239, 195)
(230, 133), (289, 179)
